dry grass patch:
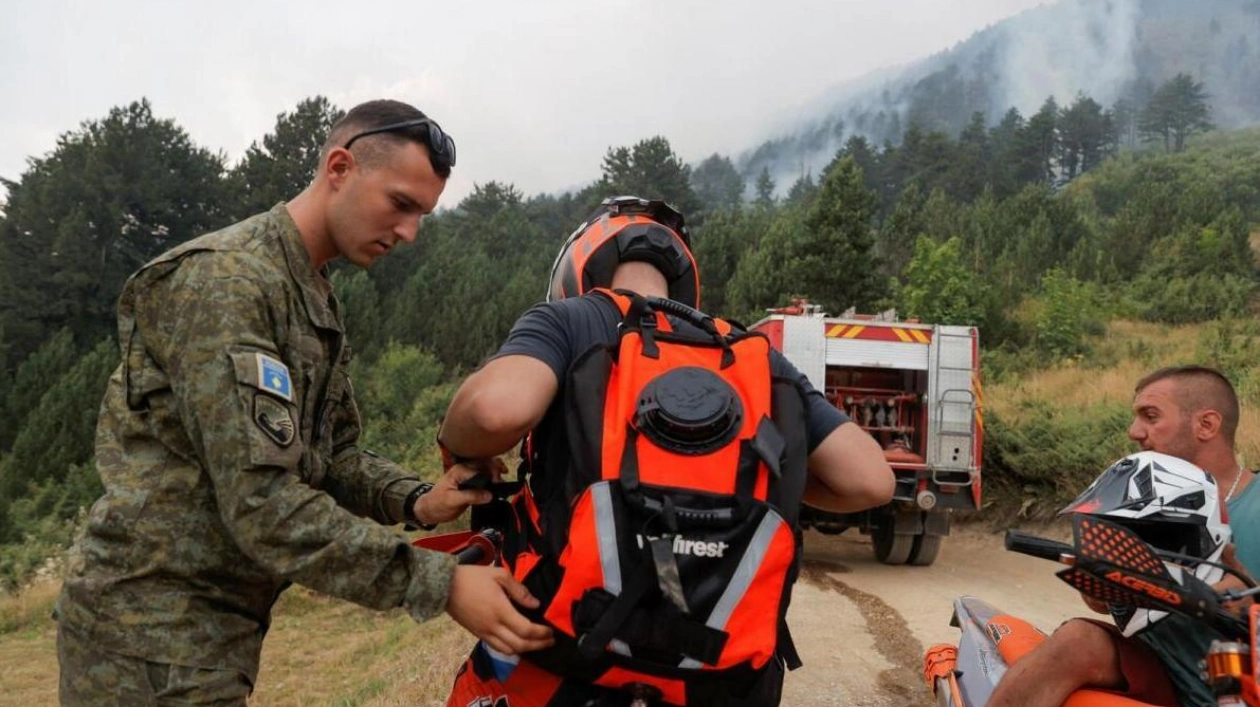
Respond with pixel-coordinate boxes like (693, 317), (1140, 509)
(988, 320), (1206, 421)
(0, 576), (60, 636)
(0, 579), (59, 705)
(0, 624), (57, 706)
(253, 586), (472, 707)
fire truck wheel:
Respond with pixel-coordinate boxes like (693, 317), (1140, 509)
(908, 533), (942, 566)
(873, 521), (913, 564)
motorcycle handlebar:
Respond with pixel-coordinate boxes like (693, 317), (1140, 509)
(453, 529), (501, 566)
(1005, 530), (1074, 563)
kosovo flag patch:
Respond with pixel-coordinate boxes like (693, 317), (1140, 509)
(256, 353), (293, 402)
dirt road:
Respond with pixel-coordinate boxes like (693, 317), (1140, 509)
(782, 524), (1085, 707)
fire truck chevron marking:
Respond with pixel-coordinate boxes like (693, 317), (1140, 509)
(973, 374), (985, 432)
(823, 324), (933, 342)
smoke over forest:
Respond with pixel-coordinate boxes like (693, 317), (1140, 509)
(739, 0), (1260, 188)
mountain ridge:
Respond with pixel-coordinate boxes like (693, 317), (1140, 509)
(738, 0), (1260, 187)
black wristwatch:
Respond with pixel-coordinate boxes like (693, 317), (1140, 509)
(403, 482), (438, 530)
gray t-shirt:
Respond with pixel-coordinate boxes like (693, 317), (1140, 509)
(492, 293), (850, 454)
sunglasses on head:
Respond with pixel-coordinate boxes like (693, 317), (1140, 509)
(342, 118), (457, 172)
(604, 196), (687, 238)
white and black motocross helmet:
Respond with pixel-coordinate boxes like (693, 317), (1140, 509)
(1059, 451), (1231, 636)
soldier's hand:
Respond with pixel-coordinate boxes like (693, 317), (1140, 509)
(446, 565), (554, 655)
(416, 460), (506, 526)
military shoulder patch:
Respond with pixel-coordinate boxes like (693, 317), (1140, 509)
(256, 353), (293, 402)
(254, 393), (296, 447)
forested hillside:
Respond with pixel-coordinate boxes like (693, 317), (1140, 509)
(743, 0), (1260, 190)
(0, 70), (1258, 588)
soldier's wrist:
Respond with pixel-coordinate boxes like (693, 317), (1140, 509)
(404, 483), (438, 530)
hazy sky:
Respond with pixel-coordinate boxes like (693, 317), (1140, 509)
(0, 0), (1049, 204)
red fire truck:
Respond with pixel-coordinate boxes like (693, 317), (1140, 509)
(752, 301), (982, 565)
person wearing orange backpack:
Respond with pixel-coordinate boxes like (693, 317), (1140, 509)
(437, 196), (896, 707)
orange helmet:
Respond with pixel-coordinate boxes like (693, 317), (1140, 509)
(546, 196), (700, 308)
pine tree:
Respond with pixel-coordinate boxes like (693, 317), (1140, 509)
(840, 135), (882, 198)
(1, 328), (80, 452)
(230, 96), (344, 217)
(1111, 98), (1139, 151)
(753, 168), (776, 209)
(988, 108), (1025, 198)
(877, 182), (928, 278)
(598, 136), (700, 216)
(690, 154), (745, 213)
(692, 207), (774, 315)
(793, 156), (886, 313)
(1057, 94), (1109, 180)
(1013, 98), (1059, 186)
(785, 173), (817, 207)
(1139, 74), (1214, 153)
(949, 112), (989, 202)
(0, 337), (118, 540)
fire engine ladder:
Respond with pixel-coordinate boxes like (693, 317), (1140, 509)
(930, 328), (977, 487)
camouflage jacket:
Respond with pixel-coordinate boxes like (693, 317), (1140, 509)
(57, 204), (455, 682)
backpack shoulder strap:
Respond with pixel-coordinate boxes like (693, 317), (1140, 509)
(590, 288), (676, 349)
(589, 286), (632, 315)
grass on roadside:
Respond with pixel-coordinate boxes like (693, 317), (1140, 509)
(0, 577), (59, 637)
(0, 578), (61, 705)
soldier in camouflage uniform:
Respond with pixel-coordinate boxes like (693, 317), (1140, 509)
(56, 99), (554, 706)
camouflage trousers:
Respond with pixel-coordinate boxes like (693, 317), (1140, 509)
(57, 622), (253, 706)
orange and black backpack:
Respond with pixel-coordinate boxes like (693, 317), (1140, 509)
(498, 288), (810, 706)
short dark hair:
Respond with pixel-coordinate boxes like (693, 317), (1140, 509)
(322, 99), (449, 177)
(1136, 365), (1240, 444)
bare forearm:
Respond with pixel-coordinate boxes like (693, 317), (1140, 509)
(803, 474), (890, 512)
(441, 386), (533, 458)
(804, 423), (896, 512)
(441, 356), (559, 458)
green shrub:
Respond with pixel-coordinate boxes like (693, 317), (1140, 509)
(983, 402), (1133, 517)
(1129, 272), (1254, 324)
(1025, 269), (1102, 359)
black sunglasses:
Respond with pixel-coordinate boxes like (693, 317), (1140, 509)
(342, 118), (457, 172)
(604, 196), (687, 240)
